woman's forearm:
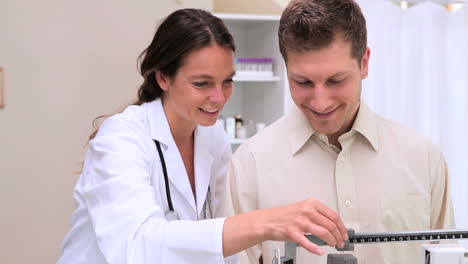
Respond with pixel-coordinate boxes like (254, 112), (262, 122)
(222, 209), (271, 257)
(221, 198), (348, 258)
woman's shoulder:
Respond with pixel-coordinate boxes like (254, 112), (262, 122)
(89, 104), (154, 157)
(97, 104), (150, 139)
(80, 104), (154, 190)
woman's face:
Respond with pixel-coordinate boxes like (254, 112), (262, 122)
(158, 44), (235, 128)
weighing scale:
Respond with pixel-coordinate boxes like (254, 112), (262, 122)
(272, 229), (468, 264)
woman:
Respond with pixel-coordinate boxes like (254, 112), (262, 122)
(58, 8), (348, 264)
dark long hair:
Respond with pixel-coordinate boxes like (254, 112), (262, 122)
(89, 9), (235, 141)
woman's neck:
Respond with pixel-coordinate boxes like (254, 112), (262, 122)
(162, 99), (196, 145)
(161, 98), (197, 195)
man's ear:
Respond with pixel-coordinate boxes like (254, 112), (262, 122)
(155, 71), (170, 91)
(360, 47), (371, 79)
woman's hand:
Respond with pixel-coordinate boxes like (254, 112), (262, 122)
(261, 198), (348, 255)
(222, 198), (348, 257)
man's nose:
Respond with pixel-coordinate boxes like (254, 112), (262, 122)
(310, 86), (333, 113)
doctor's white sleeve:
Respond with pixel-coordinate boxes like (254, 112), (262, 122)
(222, 144), (263, 264)
(80, 117), (230, 264)
(212, 140), (240, 264)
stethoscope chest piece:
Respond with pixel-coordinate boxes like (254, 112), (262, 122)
(165, 210), (179, 221)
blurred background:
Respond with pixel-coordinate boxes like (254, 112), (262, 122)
(0, 0), (467, 263)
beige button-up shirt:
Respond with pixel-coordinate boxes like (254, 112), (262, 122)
(225, 102), (455, 264)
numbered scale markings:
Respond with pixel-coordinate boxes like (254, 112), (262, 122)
(305, 229), (468, 246)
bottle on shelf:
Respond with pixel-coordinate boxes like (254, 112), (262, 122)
(234, 115), (244, 139)
(235, 57), (274, 77)
(246, 120), (255, 138)
(256, 122), (266, 134)
(225, 117), (236, 139)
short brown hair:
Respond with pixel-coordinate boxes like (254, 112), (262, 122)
(278, 0), (367, 62)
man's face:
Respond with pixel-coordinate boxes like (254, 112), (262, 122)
(286, 36), (370, 138)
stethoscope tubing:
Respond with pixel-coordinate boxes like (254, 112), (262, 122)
(154, 139), (212, 220)
(155, 140), (174, 212)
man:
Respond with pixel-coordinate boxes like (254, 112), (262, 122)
(225, 0), (455, 263)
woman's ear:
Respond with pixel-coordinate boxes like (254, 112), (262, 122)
(155, 71), (169, 91)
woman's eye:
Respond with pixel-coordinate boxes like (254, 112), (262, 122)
(223, 79), (234, 85)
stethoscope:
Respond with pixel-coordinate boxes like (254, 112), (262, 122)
(154, 140), (212, 221)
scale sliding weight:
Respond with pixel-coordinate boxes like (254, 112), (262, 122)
(273, 229), (468, 264)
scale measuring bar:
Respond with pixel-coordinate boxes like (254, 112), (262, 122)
(274, 229), (468, 264)
(305, 229), (468, 246)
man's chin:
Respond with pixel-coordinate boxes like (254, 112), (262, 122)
(310, 124), (340, 136)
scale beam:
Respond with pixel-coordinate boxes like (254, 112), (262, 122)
(273, 229), (468, 264)
(306, 229), (468, 246)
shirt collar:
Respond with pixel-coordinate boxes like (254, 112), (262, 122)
(287, 101), (379, 155)
(352, 101), (380, 152)
(287, 106), (315, 156)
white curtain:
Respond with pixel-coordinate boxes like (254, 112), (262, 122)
(358, 0), (468, 241)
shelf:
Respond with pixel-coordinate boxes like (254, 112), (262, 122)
(230, 138), (247, 145)
(218, 12), (290, 133)
(234, 75), (281, 82)
(214, 13), (280, 22)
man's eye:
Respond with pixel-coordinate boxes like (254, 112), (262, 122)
(327, 79), (344, 85)
(296, 80), (311, 86)
(193, 82), (209, 87)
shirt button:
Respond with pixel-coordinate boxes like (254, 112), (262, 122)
(345, 200), (352, 207)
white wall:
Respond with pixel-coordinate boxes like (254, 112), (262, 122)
(0, 0), (212, 263)
(214, 0), (284, 14)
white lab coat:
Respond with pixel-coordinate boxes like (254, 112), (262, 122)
(58, 99), (238, 264)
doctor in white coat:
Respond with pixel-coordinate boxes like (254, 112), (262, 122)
(58, 8), (349, 264)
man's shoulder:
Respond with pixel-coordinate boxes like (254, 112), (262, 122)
(234, 115), (289, 156)
(376, 114), (424, 138)
(374, 114), (440, 154)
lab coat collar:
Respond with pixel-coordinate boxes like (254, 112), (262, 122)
(193, 126), (214, 216)
(147, 98), (214, 216)
(147, 98), (172, 146)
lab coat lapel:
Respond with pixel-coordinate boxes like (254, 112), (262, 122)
(163, 146), (197, 212)
(194, 126), (214, 217)
(147, 99), (196, 213)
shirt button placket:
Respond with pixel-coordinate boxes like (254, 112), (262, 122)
(335, 151), (358, 226)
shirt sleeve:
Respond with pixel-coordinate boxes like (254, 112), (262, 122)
(81, 117), (227, 264)
(428, 141), (456, 229)
(220, 144), (263, 264)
